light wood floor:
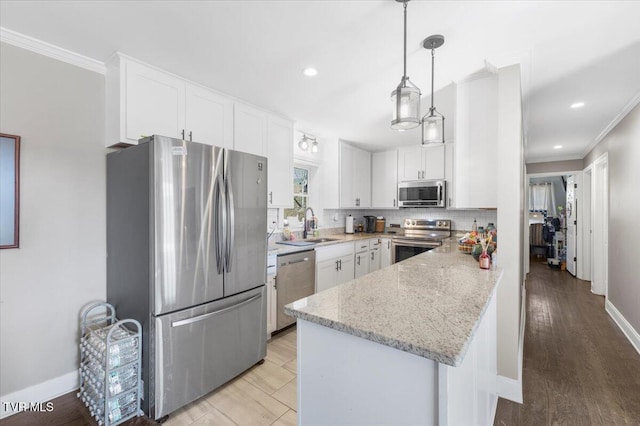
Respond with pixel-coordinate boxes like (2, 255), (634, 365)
(5, 260), (640, 425)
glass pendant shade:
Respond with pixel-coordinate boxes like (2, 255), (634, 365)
(311, 141), (319, 153)
(298, 138), (309, 151)
(421, 109), (445, 145)
(391, 80), (421, 130)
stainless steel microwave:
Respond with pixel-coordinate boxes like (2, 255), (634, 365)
(397, 180), (446, 208)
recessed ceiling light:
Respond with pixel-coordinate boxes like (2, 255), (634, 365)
(570, 102), (585, 109)
(554, 145), (563, 149)
(302, 67), (318, 77)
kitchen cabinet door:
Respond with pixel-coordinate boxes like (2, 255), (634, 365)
(336, 254), (355, 284)
(423, 144), (445, 181)
(267, 116), (293, 208)
(445, 142), (455, 208)
(371, 150), (398, 208)
(316, 258), (339, 293)
(124, 59), (185, 144)
(354, 250), (370, 278)
(354, 150), (371, 208)
(185, 83), (233, 148)
(339, 143), (356, 207)
(398, 146), (423, 182)
(454, 72), (498, 208)
(234, 103), (267, 156)
(380, 238), (392, 268)
(340, 142), (371, 208)
(369, 248), (381, 273)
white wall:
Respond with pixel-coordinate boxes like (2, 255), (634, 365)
(0, 43), (106, 406)
(496, 64), (524, 382)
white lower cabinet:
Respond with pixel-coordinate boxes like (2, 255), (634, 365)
(354, 241), (370, 279)
(380, 238), (392, 268)
(316, 243), (355, 293)
(266, 275), (277, 338)
(369, 238), (382, 273)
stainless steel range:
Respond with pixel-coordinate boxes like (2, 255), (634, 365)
(392, 219), (451, 263)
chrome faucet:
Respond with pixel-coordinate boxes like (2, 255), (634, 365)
(303, 207), (315, 239)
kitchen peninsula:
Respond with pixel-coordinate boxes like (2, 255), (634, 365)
(285, 239), (503, 425)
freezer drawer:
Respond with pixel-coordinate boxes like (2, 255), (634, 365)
(154, 286), (266, 419)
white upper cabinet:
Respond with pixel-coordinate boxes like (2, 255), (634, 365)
(371, 150), (398, 208)
(234, 103), (267, 157)
(397, 144), (445, 182)
(339, 142), (371, 208)
(267, 116), (293, 208)
(185, 83), (233, 148)
(445, 142), (455, 208)
(453, 72), (498, 208)
(106, 54), (234, 148)
(106, 57), (185, 145)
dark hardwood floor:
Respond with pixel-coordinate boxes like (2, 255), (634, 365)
(494, 258), (640, 425)
(3, 257), (639, 425)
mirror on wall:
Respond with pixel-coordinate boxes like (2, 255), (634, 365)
(0, 133), (20, 249)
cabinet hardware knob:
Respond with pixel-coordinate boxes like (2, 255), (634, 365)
(189, 131), (193, 141)
(269, 192), (273, 204)
(181, 129), (185, 140)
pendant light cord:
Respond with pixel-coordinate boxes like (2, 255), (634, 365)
(403, 0), (408, 84)
(430, 46), (435, 111)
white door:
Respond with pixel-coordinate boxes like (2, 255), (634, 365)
(372, 150), (398, 208)
(316, 259), (338, 293)
(336, 254), (355, 284)
(354, 251), (370, 278)
(592, 157), (608, 296)
(339, 143), (356, 208)
(423, 144), (445, 181)
(369, 248), (381, 273)
(234, 103), (266, 156)
(266, 116), (293, 207)
(185, 83), (233, 148)
(398, 146), (423, 181)
(354, 148), (372, 208)
(125, 60), (185, 143)
(566, 175), (577, 275)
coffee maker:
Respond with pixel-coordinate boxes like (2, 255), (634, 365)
(363, 216), (376, 233)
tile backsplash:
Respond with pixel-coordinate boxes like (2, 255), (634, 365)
(269, 207), (497, 238)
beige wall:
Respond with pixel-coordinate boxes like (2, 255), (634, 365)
(526, 159), (583, 174)
(584, 103), (640, 337)
(0, 43), (106, 397)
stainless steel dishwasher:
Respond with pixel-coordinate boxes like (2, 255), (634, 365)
(276, 249), (316, 330)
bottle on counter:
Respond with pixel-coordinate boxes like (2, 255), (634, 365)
(282, 220), (291, 240)
(472, 219), (477, 233)
(479, 249), (491, 270)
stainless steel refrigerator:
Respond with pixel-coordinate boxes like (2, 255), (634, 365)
(106, 135), (267, 420)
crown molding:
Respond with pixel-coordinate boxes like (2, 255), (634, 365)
(581, 90), (640, 158)
(525, 153), (584, 164)
(0, 27), (105, 74)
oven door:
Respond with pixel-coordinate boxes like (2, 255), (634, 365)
(391, 238), (441, 263)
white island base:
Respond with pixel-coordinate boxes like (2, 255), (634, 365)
(295, 291), (498, 426)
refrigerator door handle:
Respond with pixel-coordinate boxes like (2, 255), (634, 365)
(171, 294), (261, 327)
(224, 179), (235, 273)
(214, 174), (226, 275)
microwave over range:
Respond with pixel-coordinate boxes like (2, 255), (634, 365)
(397, 180), (445, 208)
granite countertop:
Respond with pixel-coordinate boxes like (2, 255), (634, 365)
(268, 231), (400, 255)
(284, 239), (502, 366)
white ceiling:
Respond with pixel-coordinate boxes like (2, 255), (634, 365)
(1, 1), (640, 162)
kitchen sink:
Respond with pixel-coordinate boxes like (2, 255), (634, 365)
(304, 238), (339, 243)
(275, 237), (339, 247)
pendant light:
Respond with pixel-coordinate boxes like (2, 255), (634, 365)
(391, 0), (421, 131)
(421, 35), (445, 145)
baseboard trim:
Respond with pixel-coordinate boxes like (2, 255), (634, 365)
(0, 27), (106, 74)
(605, 300), (640, 356)
(0, 371), (79, 419)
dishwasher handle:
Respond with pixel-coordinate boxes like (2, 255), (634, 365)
(287, 257), (310, 265)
